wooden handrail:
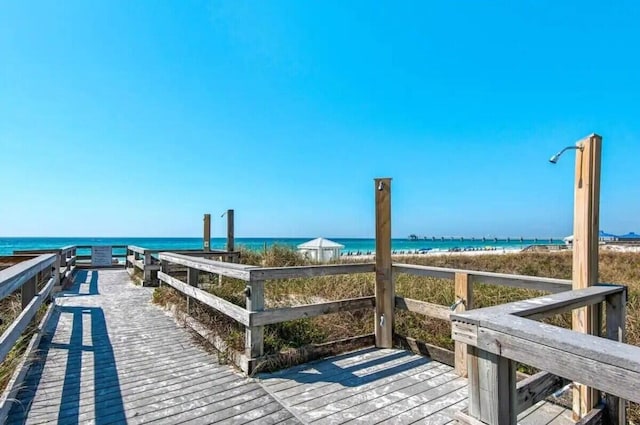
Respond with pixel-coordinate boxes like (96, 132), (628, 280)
(451, 285), (631, 424)
(159, 252), (255, 281)
(393, 263), (572, 293)
(0, 254), (56, 300)
(248, 263), (375, 281)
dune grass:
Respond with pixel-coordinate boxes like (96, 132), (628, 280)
(153, 246), (640, 421)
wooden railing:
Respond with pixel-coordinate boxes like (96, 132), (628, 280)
(126, 246), (241, 286)
(392, 263), (572, 376)
(0, 254), (60, 421)
(451, 285), (633, 425)
(12, 246), (77, 286)
(154, 251), (586, 376)
(157, 252), (376, 373)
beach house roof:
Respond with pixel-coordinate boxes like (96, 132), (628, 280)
(297, 237), (345, 249)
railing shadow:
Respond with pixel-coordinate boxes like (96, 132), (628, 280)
(59, 270), (99, 297)
(261, 349), (432, 388)
(7, 277), (125, 424)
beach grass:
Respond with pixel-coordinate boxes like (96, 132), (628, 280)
(152, 246), (640, 420)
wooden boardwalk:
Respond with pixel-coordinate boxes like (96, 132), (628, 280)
(7, 269), (298, 425)
(258, 350), (573, 425)
(6, 269), (572, 424)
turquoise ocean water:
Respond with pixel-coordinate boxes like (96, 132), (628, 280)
(0, 237), (564, 256)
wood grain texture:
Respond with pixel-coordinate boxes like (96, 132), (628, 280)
(516, 372), (568, 414)
(158, 271), (250, 326)
(246, 280), (265, 363)
(250, 296), (375, 326)
(5, 269), (299, 424)
(375, 177), (393, 348)
(248, 263), (375, 281)
(0, 254), (56, 300)
(571, 134), (602, 418)
(158, 252), (254, 281)
(392, 263), (572, 293)
(394, 296), (450, 321)
(455, 272), (472, 377)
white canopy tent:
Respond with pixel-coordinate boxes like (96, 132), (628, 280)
(297, 238), (345, 262)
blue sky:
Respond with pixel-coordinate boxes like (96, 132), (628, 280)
(1, 1), (639, 238)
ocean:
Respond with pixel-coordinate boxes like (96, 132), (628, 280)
(0, 237), (564, 256)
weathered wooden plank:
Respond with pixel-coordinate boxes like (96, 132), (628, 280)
(451, 321), (478, 346)
(0, 276), (55, 363)
(480, 315), (640, 374)
(251, 296), (375, 326)
(159, 252), (254, 281)
(246, 280), (264, 363)
(455, 272), (472, 378)
(393, 335), (454, 366)
(289, 361), (449, 416)
(575, 404), (604, 425)
(0, 254), (56, 300)
(475, 325), (640, 403)
(158, 271), (250, 326)
(451, 285), (623, 325)
(477, 349), (516, 424)
(248, 263), (376, 281)
(394, 296), (450, 321)
(604, 290), (626, 425)
(0, 301), (56, 424)
(392, 263), (572, 293)
(375, 177), (393, 348)
(516, 371), (568, 414)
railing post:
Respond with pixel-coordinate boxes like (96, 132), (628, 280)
(454, 272), (472, 377)
(605, 289), (627, 425)
(186, 267), (199, 315)
(21, 276), (37, 310)
(571, 134), (602, 419)
(59, 250), (67, 284)
(226, 209), (234, 254)
(474, 349), (517, 425)
(203, 213), (211, 252)
(143, 250), (152, 286)
(53, 252), (61, 293)
(125, 247), (132, 270)
(374, 178), (393, 348)
(245, 279), (264, 370)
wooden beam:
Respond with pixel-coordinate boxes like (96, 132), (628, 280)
(392, 263), (572, 293)
(374, 177), (393, 348)
(572, 134), (602, 419)
(248, 263), (375, 281)
(0, 276), (55, 364)
(186, 267), (199, 315)
(203, 213), (211, 252)
(455, 272), (472, 377)
(0, 254), (56, 301)
(477, 349), (516, 424)
(158, 252), (254, 281)
(157, 271), (250, 326)
(394, 296), (450, 321)
(226, 209), (234, 253)
(250, 296), (375, 326)
(515, 371), (569, 414)
(604, 290), (627, 425)
(245, 280), (264, 368)
(392, 334), (454, 366)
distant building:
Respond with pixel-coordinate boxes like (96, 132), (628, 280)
(297, 238), (344, 262)
(563, 230), (639, 246)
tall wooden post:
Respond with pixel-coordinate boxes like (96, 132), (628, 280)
(454, 272), (472, 377)
(245, 280), (265, 371)
(203, 213), (211, 252)
(374, 178), (393, 348)
(226, 209), (235, 253)
(571, 134), (602, 420)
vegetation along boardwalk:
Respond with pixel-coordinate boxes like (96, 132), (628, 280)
(4, 268), (575, 424)
(6, 269), (298, 425)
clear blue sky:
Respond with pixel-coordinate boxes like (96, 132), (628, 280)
(1, 1), (639, 238)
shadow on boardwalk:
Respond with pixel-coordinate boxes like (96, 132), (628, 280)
(7, 271), (126, 425)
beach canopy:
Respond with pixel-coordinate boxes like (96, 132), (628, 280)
(619, 232), (640, 239)
(297, 237), (344, 262)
